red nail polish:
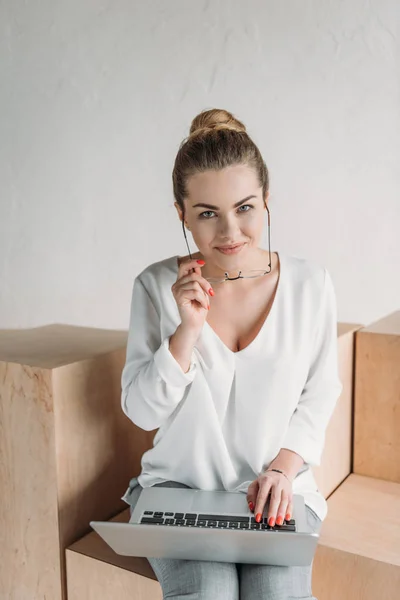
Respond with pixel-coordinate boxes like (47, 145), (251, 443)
(285, 513), (291, 521)
(248, 502), (254, 511)
(268, 517), (275, 526)
(197, 260), (205, 265)
(209, 288), (214, 296)
(256, 513), (262, 523)
(276, 516), (283, 526)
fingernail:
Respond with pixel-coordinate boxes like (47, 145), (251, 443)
(197, 260), (205, 265)
(276, 516), (283, 526)
(209, 288), (214, 296)
(207, 305), (210, 310)
(256, 513), (262, 523)
(268, 517), (275, 526)
(285, 513), (291, 521)
(248, 502), (254, 511)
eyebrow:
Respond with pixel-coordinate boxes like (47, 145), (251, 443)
(191, 195), (258, 210)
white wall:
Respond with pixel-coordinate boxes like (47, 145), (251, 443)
(1, 0), (399, 329)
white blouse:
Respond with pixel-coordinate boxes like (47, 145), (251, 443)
(120, 251), (343, 522)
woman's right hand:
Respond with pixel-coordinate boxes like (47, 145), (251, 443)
(171, 257), (214, 333)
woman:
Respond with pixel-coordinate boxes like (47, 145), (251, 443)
(120, 108), (343, 599)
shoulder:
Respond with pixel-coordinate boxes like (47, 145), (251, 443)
(134, 254), (179, 298)
(138, 254), (178, 279)
(282, 253), (338, 334)
(282, 252), (332, 299)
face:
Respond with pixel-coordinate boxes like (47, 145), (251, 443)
(174, 164), (269, 275)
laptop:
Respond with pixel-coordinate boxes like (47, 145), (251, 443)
(90, 487), (319, 566)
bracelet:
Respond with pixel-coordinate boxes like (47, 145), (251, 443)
(265, 468), (291, 483)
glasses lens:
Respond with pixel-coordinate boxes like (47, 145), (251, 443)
(205, 277), (227, 284)
(205, 270), (267, 283)
(239, 270), (268, 279)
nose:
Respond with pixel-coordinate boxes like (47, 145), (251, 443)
(216, 215), (241, 239)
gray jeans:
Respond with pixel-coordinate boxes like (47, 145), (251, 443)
(126, 479), (322, 600)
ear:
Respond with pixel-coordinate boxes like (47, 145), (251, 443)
(174, 201), (190, 229)
(174, 201), (183, 222)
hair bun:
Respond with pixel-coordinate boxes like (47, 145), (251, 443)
(189, 108), (246, 138)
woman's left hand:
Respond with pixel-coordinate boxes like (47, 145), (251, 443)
(246, 470), (293, 526)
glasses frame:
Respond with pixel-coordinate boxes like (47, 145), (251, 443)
(181, 199), (272, 283)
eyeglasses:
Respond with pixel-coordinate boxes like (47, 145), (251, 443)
(203, 269), (271, 284)
(181, 200), (272, 283)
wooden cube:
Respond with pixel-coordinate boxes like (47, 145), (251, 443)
(312, 323), (363, 498)
(353, 311), (400, 482)
(313, 473), (400, 600)
(66, 509), (161, 600)
(0, 324), (153, 600)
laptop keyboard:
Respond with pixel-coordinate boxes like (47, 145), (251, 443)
(139, 511), (296, 531)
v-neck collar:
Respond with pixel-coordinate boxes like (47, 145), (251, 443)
(172, 251), (284, 358)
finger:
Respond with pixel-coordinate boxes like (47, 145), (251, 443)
(254, 482), (273, 523)
(176, 257), (206, 279)
(177, 281), (210, 307)
(246, 481), (258, 512)
(179, 280), (210, 298)
(267, 487), (284, 526)
(178, 258), (206, 278)
(285, 499), (293, 522)
(177, 273), (213, 297)
(276, 494), (290, 526)
(177, 289), (209, 311)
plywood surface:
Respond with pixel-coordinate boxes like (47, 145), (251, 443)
(52, 348), (150, 551)
(0, 361), (62, 599)
(337, 322), (364, 337)
(67, 508), (157, 580)
(66, 549), (162, 600)
(0, 324), (128, 368)
(319, 474), (400, 566)
(354, 327), (400, 482)
(313, 326), (357, 497)
(361, 310), (400, 335)
(313, 545), (400, 600)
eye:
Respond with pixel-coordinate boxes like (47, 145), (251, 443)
(198, 205), (254, 220)
(198, 210), (215, 219)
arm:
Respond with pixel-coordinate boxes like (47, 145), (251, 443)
(280, 267), (343, 468)
(121, 276), (197, 431)
(266, 448), (305, 482)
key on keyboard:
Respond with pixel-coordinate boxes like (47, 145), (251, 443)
(139, 510), (296, 531)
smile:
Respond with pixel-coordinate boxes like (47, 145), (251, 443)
(216, 243), (245, 255)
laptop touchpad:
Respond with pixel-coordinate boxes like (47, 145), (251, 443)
(190, 490), (249, 514)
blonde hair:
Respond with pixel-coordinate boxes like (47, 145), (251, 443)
(172, 108), (269, 216)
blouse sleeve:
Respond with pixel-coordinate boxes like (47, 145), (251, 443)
(121, 275), (197, 431)
(281, 267), (343, 467)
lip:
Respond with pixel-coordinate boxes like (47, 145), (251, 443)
(216, 243), (245, 254)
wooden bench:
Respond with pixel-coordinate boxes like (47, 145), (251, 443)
(4, 313), (399, 599)
(313, 473), (400, 600)
(64, 322), (362, 599)
(66, 509), (162, 600)
(65, 473), (400, 600)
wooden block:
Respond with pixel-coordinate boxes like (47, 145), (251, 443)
(0, 325), (154, 600)
(353, 311), (400, 482)
(313, 473), (400, 600)
(66, 552), (161, 600)
(0, 361), (62, 599)
(66, 508), (161, 600)
(312, 323), (363, 499)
